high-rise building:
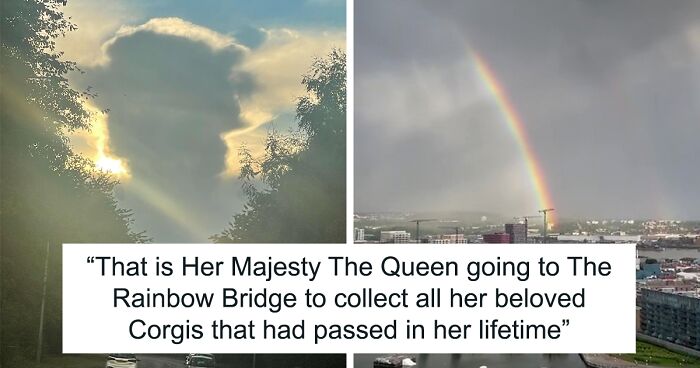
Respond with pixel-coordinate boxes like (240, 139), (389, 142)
(505, 223), (528, 243)
(354, 228), (365, 242)
(380, 231), (411, 243)
(640, 288), (700, 350)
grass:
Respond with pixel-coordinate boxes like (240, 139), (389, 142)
(4, 354), (105, 368)
(615, 341), (700, 367)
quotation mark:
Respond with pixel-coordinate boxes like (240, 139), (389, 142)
(562, 319), (570, 326)
(87, 256), (95, 264)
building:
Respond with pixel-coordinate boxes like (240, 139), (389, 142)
(354, 228), (365, 242)
(557, 234), (641, 243)
(429, 234), (468, 244)
(505, 223), (528, 243)
(380, 231), (411, 243)
(430, 239), (469, 244)
(640, 279), (698, 293)
(640, 288), (700, 350)
(636, 306), (642, 331)
(637, 261), (662, 280)
(482, 233), (511, 243)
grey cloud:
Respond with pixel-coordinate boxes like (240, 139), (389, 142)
(80, 27), (254, 241)
(355, 0), (700, 219)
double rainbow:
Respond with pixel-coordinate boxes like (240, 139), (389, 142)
(471, 50), (556, 224)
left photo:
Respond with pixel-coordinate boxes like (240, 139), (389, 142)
(1, 0), (346, 366)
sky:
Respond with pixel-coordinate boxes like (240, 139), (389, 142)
(354, 0), (700, 220)
(59, 0), (345, 242)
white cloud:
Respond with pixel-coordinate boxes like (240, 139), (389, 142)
(241, 28), (345, 117)
(222, 27), (345, 175)
(56, 0), (139, 66)
(110, 17), (249, 53)
(91, 17), (250, 67)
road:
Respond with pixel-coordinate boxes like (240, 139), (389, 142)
(136, 354), (246, 368)
(130, 354), (343, 368)
(136, 355), (186, 368)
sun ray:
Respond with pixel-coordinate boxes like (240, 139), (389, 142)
(71, 102), (130, 177)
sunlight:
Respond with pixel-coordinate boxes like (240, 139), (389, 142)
(95, 155), (128, 175)
(69, 102), (131, 178)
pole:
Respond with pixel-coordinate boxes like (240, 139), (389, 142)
(416, 222), (420, 243)
(538, 209), (554, 244)
(0, 226), (2, 368)
(542, 212), (548, 243)
(524, 218), (529, 243)
(36, 241), (50, 363)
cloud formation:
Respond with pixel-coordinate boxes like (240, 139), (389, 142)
(223, 27), (345, 175)
(66, 15), (343, 241)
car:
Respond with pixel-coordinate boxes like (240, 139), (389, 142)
(185, 353), (216, 365)
(185, 354), (216, 368)
(106, 354), (138, 368)
(373, 355), (416, 368)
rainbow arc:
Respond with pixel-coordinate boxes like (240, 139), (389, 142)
(471, 50), (556, 224)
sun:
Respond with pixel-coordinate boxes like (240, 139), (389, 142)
(95, 156), (128, 176)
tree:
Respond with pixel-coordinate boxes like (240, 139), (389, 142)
(213, 49), (346, 243)
(1, 0), (145, 362)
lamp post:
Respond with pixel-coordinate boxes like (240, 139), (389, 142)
(36, 241), (50, 363)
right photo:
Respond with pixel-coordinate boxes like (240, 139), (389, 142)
(354, 0), (700, 367)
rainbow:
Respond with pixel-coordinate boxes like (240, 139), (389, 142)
(471, 50), (556, 224)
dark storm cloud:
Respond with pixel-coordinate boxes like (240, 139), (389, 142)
(355, 0), (700, 219)
(81, 25), (253, 241)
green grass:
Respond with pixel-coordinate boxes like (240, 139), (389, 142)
(615, 341), (700, 367)
(4, 354), (105, 368)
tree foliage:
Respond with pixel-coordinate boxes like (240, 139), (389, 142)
(1, 0), (145, 361)
(212, 50), (346, 243)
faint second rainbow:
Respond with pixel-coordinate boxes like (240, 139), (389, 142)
(470, 49), (556, 224)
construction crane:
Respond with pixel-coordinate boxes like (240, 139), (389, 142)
(538, 208), (555, 243)
(408, 219), (436, 243)
(513, 215), (541, 243)
(439, 225), (465, 236)
(513, 215), (541, 228)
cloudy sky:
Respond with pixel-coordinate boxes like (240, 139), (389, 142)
(355, 0), (700, 220)
(60, 0), (345, 241)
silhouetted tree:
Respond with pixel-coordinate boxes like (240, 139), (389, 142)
(1, 0), (145, 363)
(213, 49), (346, 243)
